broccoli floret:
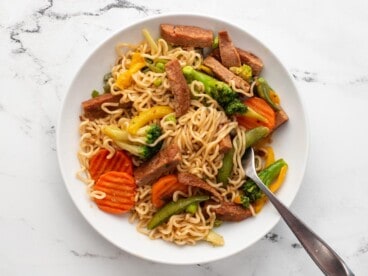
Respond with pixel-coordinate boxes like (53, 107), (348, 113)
(183, 66), (235, 104)
(135, 124), (162, 144)
(115, 141), (162, 160)
(224, 98), (247, 116)
(230, 64), (253, 83)
(102, 124), (163, 160)
(164, 113), (177, 123)
(182, 66), (265, 120)
(182, 66), (241, 114)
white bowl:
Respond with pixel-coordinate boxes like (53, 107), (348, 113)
(57, 13), (309, 265)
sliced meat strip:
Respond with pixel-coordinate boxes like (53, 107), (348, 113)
(208, 47), (221, 60)
(82, 93), (123, 120)
(210, 47), (264, 76)
(165, 59), (191, 117)
(134, 144), (182, 186)
(218, 135), (232, 154)
(236, 47), (264, 76)
(177, 172), (223, 200)
(274, 109), (289, 130)
(205, 201), (252, 222)
(218, 30), (241, 68)
(203, 56), (250, 92)
(160, 24), (213, 48)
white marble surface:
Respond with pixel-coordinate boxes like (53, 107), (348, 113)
(1, 0), (368, 275)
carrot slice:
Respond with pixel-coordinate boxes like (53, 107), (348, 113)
(151, 174), (188, 208)
(237, 97), (276, 130)
(93, 171), (136, 214)
(89, 149), (133, 181)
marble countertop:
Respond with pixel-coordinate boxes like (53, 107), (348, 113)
(1, 0), (368, 275)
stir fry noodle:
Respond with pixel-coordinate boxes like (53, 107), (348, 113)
(77, 24), (289, 246)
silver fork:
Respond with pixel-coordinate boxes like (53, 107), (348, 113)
(242, 147), (354, 276)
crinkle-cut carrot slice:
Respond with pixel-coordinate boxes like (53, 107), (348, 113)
(93, 171), (136, 214)
(89, 149), (133, 182)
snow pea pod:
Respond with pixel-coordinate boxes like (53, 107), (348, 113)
(147, 195), (210, 230)
(255, 77), (281, 111)
(217, 126), (269, 187)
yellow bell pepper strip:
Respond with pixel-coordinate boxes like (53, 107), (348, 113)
(127, 106), (174, 134)
(269, 90), (280, 105)
(116, 52), (146, 90)
(264, 146), (275, 168)
(269, 165), (288, 193)
(253, 165), (288, 213)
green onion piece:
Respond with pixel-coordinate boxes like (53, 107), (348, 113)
(153, 78), (162, 87)
(212, 35), (219, 49)
(155, 62), (165, 71)
(91, 90), (100, 98)
(213, 219), (223, 227)
(103, 72), (112, 84)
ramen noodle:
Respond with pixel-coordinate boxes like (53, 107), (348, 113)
(77, 24), (288, 246)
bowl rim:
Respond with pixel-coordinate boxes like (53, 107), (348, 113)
(56, 12), (310, 265)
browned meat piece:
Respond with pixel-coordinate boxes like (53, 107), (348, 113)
(219, 135), (232, 153)
(82, 93), (122, 120)
(208, 47), (221, 60)
(178, 172), (223, 200)
(236, 47), (264, 76)
(210, 47), (264, 76)
(160, 24), (213, 48)
(165, 59), (191, 117)
(274, 109), (289, 130)
(203, 56), (250, 92)
(134, 144), (182, 186)
(218, 30), (241, 68)
(205, 201), (252, 221)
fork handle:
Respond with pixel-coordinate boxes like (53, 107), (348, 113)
(252, 176), (354, 276)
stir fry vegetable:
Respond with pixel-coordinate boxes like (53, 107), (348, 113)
(241, 159), (288, 208)
(230, 64), (253, 82)
(182, 66), (265, 118)
(127, 106), (174, 134)
(102, 124), (163, 160)
(147, 195), (210, 230)
(255, 77), (281, 111)
(151, 175), (188, 208)
(237, 97), (276, 130)
(217, 126), (270, 186)
(116, 52), (146, 89)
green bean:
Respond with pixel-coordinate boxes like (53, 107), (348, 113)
(245, 126), (269, 148)
(147, 195), (209, 230)
(217, 127), (269, 187)
(217, 148), (235, 186)
(185, 203), (198, 214)
(243, 159), (287, 204)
